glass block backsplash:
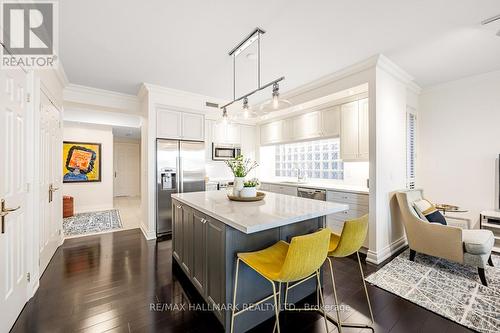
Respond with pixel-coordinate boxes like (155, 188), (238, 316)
(274, 138), (344, 179)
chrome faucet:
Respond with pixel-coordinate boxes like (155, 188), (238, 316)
(297, 168), (307, 183)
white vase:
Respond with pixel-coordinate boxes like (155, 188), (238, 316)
(233, 177), (245, 196)
(240, 187), (257, 198)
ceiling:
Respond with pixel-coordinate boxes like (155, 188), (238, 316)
(60, 1), (500, 99)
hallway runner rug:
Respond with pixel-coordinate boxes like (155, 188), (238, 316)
(366, 249), (500, 333)
(63, 209), (123, 236)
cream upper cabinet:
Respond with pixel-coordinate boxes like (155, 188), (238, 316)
(240, 125), (256, 160)
(261, 120), (282, 145)
(157, 109), (182, 139)
(182, 112), (205, 141)
(212, 121), (226, 143)
(321, 106), (340, 137)
(212, 122), (240, 144)
(157, 108), (204, 140)
(358, 98), (369, 159)
(260, 119), (293, 145)
(258, 98), (367, 149)
(340, 99), (369, 161)
(292, 111), (322, 140)
(340, 101), (360, 161)
(226, 123), (241, 144)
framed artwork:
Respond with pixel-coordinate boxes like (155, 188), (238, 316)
(63, 141), (102, 183)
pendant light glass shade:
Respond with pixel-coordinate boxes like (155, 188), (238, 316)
(259, 83), (291, 112)
(217, 107), (231, 125)
(235, 97), (258, 119)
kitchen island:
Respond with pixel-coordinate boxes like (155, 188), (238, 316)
(171, 190), (348, 333)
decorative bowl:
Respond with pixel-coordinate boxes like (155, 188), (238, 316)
(227, 191), (266, 202)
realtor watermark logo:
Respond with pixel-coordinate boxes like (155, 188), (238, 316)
(1, 0), (58, 68)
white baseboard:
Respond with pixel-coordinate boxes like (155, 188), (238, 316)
(366, 235), (407, 265)
(28, 273), (40, 299)
(140, 223), (156, 240)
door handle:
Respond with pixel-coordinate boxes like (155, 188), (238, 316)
(1, 199), (21, 234)
(49, 184), (59, 203)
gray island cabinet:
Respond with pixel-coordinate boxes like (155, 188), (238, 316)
(171, 191), (348, 332)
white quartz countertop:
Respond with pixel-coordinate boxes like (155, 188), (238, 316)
(260, 179), (369, 194)
(171, 191), (349, 234)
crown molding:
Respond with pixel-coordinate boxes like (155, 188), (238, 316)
(375, 54), (422, 94)
(64, 83), (140, 113)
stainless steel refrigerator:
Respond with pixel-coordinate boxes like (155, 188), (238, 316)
(156, 139), (205, 236)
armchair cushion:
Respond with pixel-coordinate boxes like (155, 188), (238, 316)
(413, 199), (447, 225)
(462, 229), (494, 255)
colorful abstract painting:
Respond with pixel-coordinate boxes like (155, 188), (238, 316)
(63, 142), (101, 183)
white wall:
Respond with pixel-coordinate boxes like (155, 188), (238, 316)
(62, 123), (114, 213)
(419, 70), (500, 227)
(367, 66), (409, 264)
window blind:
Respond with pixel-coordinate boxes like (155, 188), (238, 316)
(406, 110), (416, 189)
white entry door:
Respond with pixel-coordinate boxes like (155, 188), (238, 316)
(0, 68), (28, 332)
(38, 92), (62, 274)
(113, 142), (140, 197)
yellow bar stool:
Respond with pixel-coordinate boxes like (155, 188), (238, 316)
(230, 228), (331, 333)
(326, 214), (374, 332)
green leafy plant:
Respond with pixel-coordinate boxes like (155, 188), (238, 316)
(244, 180), (259, 187)
(225, 155), (258, 178)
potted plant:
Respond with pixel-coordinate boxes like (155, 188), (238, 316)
(240, 180), (259, 198)
(225, 155), (258, 196)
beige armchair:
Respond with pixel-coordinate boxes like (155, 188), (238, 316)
(396, 190), (494, 286)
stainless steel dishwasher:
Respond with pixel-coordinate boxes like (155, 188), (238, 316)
(297, 187), (326, 201)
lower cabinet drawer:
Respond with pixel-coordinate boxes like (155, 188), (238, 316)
(269, 184), (297, 196)
(326, 216), (344, 234)
(260, 183), (271, 191)
(327, 190), (368, 206)
(330, 208), (366, 221)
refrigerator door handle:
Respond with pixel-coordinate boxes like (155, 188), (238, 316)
(178, 156), (183, 193)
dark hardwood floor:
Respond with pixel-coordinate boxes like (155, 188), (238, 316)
(11, 229), (473, 333)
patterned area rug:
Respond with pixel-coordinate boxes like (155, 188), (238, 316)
(365, 249), (500, 333)
(63, 209), (123, 236)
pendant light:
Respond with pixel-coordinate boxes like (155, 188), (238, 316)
(234, 97), (257, 120)
(217, 107), (231, 126)
(243, 97), (250, 118)
(219, 27), (289, 121)
(272, 83), (280, 109)
(259, 82), (291, 111)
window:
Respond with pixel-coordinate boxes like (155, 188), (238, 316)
(274, 138), (344, 179)
(406, 109), (416, 189)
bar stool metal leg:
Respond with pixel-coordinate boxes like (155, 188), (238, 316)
(273, 282), (282, 333)
(316, 269), (329, 332)
(357, 251), (374, 325)
(325, 255), (375, 332)
(271, 281), (281, 333)
(327, 257), (343, 333)
(230, 258), (241, 333)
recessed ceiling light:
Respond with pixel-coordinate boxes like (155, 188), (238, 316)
(246, 53), (257, 60)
